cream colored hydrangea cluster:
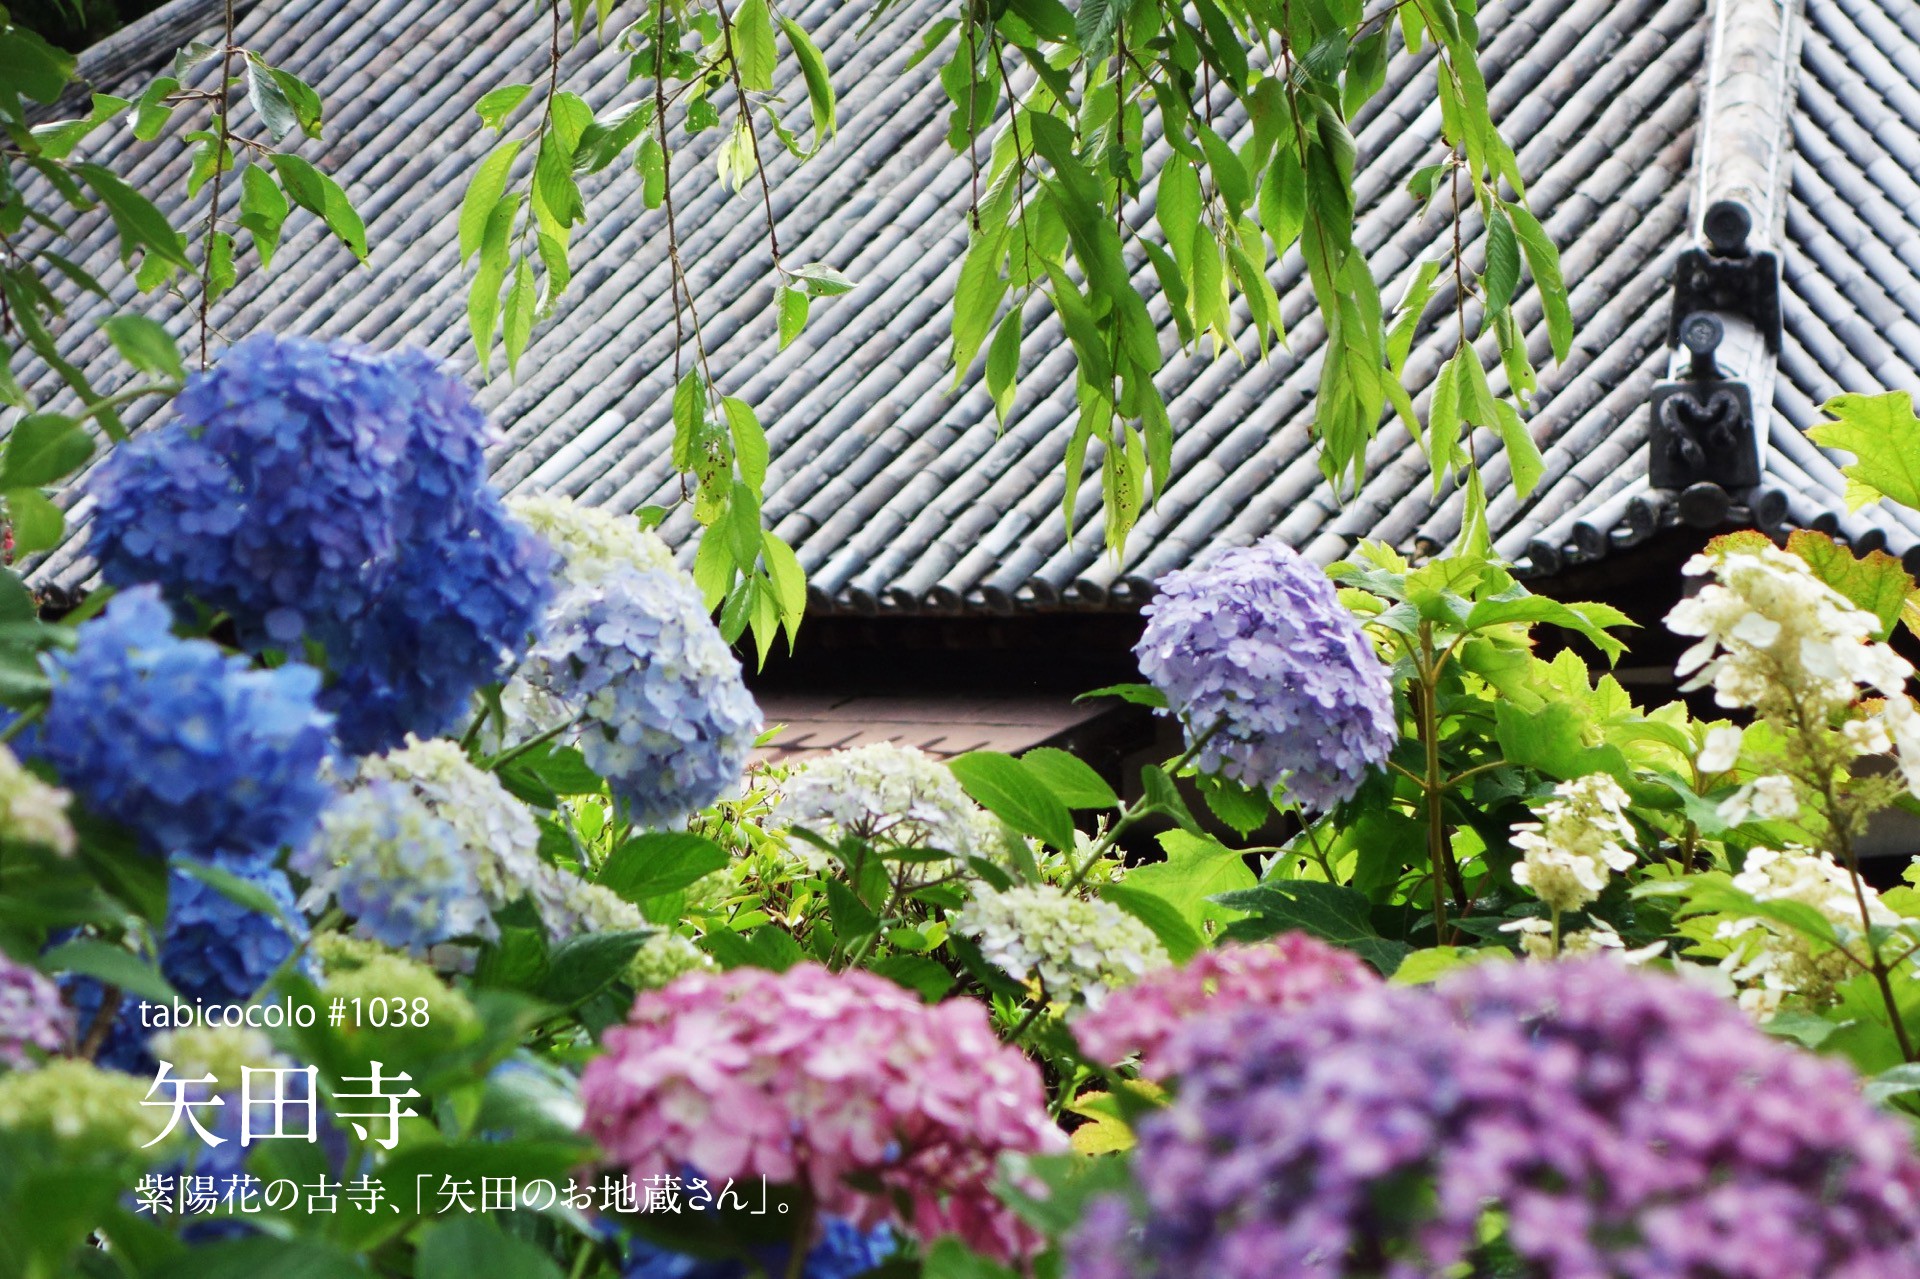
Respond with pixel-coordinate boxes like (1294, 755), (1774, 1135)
(1509, 774), (1638, 913)
(1669, 547), (1920, 795)
(780, 742), (1011, 876)
(954, 884), (1167, 1010)
(0, 743), (75, 856)
(0, 1060), (157, 1158)
(148, 1025), (286, 1082)
(1501, 916), (1664, 964)
(1716, 773), (1800, 827)
(507, 493), (676, 586)
(626, 931), (714, 990)
(314, 933), (480, 1038)
(1717, 845), (1909, 1016)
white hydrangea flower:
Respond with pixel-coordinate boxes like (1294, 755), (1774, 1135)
(351, 737), (556, 926)
(507, 493), (676, 587)
(1501, 916), (1665, 963)
(1668, 546), (1910, 717)
(1509, 774), (1638, 913)
(1717, 774), (1799, 826)
(1696, 725), (1744, 774)
(953, 883), (1167, 1010)
(1717, 844), (1908, 1014)
(780, 742), (1010, 873)
(1877, 697), (1920, 797)
(0, 744), (75, 856)
(535, 868), (645, 937)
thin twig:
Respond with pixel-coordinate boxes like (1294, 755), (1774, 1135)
(197, 0), (238, 368)
(712, 0), (784, 274)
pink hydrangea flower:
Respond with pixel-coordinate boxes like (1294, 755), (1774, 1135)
(580, 964), (1066, 1261)
(1071, 934), (1376, 1076)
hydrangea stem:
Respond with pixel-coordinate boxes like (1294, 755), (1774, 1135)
(1414, 622), (1468, 943)
(783, 1188), (815, 1279)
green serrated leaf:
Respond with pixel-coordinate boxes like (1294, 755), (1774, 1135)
(721, 397), (767, 490)
(1481, 203), (1520, 318)
(475, 84), (534, 130)
(778, 15), (835, 150)
(74, 163), (191, 272)
(243, 58), (300, 142)
(1215, 879), (1410, 974)
(1810, 391), (1920, 513)
(131, 75), (180, 140)
(3, 413), (92, 488)
(460, 140), (520, 264)
(1019, 746), (1118, 808)
(270, 154), (367, 261)
(777, 283), (809, 349)
(101, 314), (182, 382)
(1505, 200), (1570, 362)
(502, 255), (536, 375)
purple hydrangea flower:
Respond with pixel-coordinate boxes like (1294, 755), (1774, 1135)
(35, 587), (333, 859)
(1133, 539), (1395, 810)
(89, 335), (554, 755)
(516, 566), (761, 828)
(0, 952), (71, 1065)
(1072, 958), (1920, 1279)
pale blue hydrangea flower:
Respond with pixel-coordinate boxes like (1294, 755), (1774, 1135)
(1134, 539), (1395, 810)
(291, 781), (494, 953)
(514, 567), (761, 829)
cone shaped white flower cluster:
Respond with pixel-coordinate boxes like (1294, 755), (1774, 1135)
(1509, 774), (1637, 913)
(1719, 845), (1908, 1016)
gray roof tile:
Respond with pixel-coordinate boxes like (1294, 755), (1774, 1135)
(13, 0), (1920, 603)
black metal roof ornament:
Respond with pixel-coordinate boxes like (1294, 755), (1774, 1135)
(1647, 0), (1802, 526)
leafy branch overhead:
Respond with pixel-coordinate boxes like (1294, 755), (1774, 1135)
(0, 9), (364, 561)
(462, 0), (1570, 632)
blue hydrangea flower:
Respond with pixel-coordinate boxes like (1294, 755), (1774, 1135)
(56, 856), (303, 1074)
(624, 1219), (894, 1279)
(35, 586), (333, 858)
(325, 491), (555, 754)
(291, 780), (494, 953)
(161, 854), (305, 1005)
(1134, 539), (1395, 810)
(60, 975), (151, 1074)
(88, 334), (554, 755)
(514, 566), (761, 828)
